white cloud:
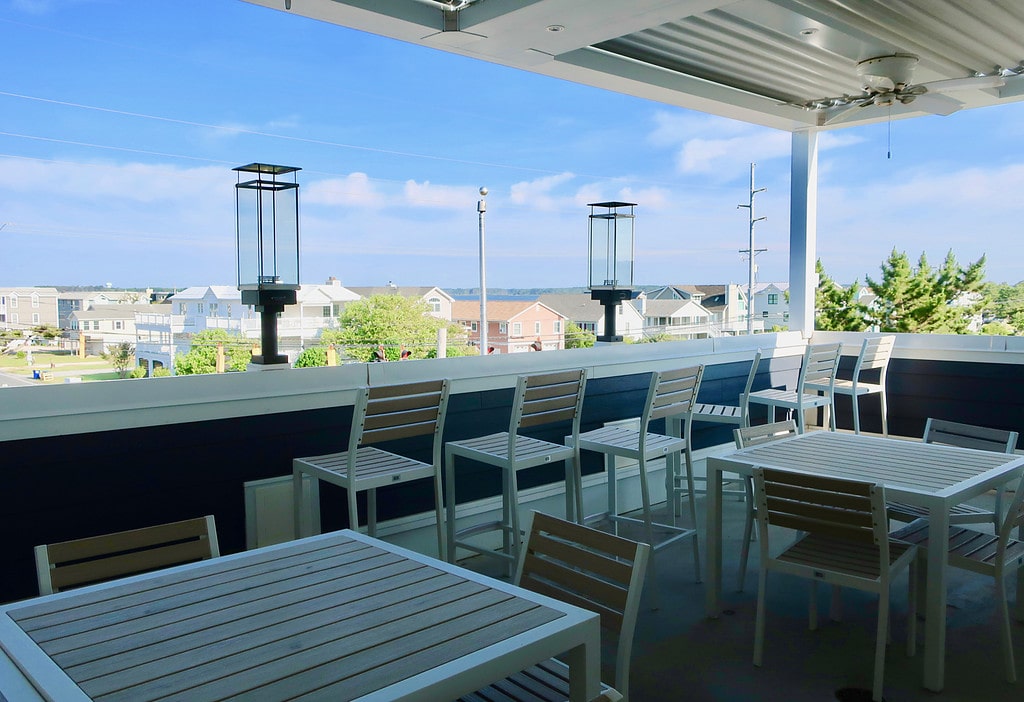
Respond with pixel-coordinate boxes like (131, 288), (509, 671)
(509, 172), (576, 210)
(402, 180), (477, 209)
(304, 173), (385, 208)
(677, 131), (792, 175)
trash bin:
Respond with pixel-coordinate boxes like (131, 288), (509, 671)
(32, 370), (40, 379)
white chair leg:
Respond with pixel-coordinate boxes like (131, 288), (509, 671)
(367, 488), (377, 537)
(636, 456), (661, 610)
(347, 485), (360, 535)
(996, 575), (1017, 683)
(852, 392), (862, 434)
(736, 479), (755, 592)
(873, 592), (890, 702)
(907, 559), (918, 658)
(879, 389), (889, 436)
(432, 468), (445, 561)
(808, 581), (818, 630)
(682, 447), (702, 583)
(754, 569), (768, 666)
(444, 447), (458, 564)
(507, 467), (522, 579)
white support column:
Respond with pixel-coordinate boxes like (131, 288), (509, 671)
(789, 129), (819, 337)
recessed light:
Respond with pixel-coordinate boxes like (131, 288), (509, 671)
(546, 24), (565, 33)
(799, 27), (818, 36)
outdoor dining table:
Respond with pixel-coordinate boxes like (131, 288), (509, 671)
(704, 430), (1024, 693)
(0, 529), (601, 701)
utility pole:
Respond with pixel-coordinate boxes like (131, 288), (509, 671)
(477, 187), (488, 356)
(737, 162), (767, 335)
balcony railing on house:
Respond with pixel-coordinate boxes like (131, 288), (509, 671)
(2, 330), (1023, 607)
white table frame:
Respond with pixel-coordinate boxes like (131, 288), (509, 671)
(704, 430), (1024, 693)
(0, 530), (600, 702)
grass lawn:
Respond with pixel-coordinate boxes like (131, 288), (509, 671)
(0, 351), (107, 368)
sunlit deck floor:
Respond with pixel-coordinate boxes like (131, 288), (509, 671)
(457, 443), (1023, 702)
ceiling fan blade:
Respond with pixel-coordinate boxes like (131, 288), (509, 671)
(920, 75), (1005, 93)
(823, 100), (872, 125)
(908, 92), (963, 116)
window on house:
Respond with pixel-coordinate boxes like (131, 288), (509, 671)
(0, 296), (5, 305)
(10, 295), (18, 308)
(32, 313), (40, 324)
(31, 294), (39, 308)
(499, 322), (507, 334)
(534, 321), (541, 335)
(12, 313), (19, 324)
(114, 320), (123, 330)
(427, 297), (442, 313)
(178, 303), (187, 315)
(227, 304), (233, 317)
(471, 322), (478, 332)
(768, 293), (779, 305)
(209, 303), (218, 317)
(553, 320), (562, 334)
(196, 303), (204, 314)
(322, 306), (331, 318)
(763, 311), (769, 318)
(784, 312), (790, 320)
(512, 322), (522, 336)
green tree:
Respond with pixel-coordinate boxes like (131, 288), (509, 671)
(322, 294), (446, 362)
(564, 322), (596, 349)
(174, 329), (251, 374)
(865, 248), (985, 333)
(981, 280), (1024, 333)
(814, 259), (867, 331)
(980, 320), (1015, 336)
(294, 346), (329, 368)
(107, 341), (135, 379)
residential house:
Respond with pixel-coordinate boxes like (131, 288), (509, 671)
(71, 303), (168, 355)
(752, 282), (789, 329)
(348, 283), (454, 321)
(451, 299), (567, 353)
(168, 286), (250, 333)
(646, 284), (762, 335)
(57, 290), (149, 330)
(0, 286), (59, 332)
(636, 297), (713, 339)
(538, 292), (644, 342)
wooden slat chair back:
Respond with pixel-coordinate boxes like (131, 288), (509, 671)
(746, 343), (842, 432)
(729, 419), (799, 591)
(36, 515), (219, 595)
(891, 471), (1024, 682)
(293, 379), (452, 558)
(445, 370), (588, 572)
(887, 418), (1019, 528)
(572, 365), (704, 602)
(460, 511), (650, 702)
(752, 468), (917, 702)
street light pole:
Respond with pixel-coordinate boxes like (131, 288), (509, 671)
(737, 162), (767, 335)
(478, 186), (488, 355)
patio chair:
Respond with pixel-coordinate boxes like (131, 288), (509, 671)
(746, 343), (842, 433)
(887, 418), (1019, 528)
(805, 335), (895, 435)
(731, 419), (798, 591)
(752, 467), (917, 702)
(667, 349), (761, 515)
(890, 470), (1024, 682)
(570, 365), (704, 589)
(35, 515), (219, 595)
(445, 369), (587, 572)
(459, 511), (649, 702)
(293, 379), (451, 558)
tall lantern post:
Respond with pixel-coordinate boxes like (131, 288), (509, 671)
(588, 201), (636, 343)
(234, 163), (301, 367)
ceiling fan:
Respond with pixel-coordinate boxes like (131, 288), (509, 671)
(804, 53), (1005, 125)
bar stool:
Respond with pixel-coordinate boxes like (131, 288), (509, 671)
(444, 369), (587, 573)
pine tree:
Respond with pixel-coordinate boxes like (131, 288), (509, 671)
(814, 259), (867, 331)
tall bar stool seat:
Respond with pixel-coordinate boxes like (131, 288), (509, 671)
(806, 335), (895, 435)
(445, 369), (587, 573)
(570, 365), (704, 590)
(293, 379), (451, 558)
(667, 349), (761, 517)
(746, 343), (842, 432)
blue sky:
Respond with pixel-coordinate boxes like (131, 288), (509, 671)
(1, 0), (1023, 291)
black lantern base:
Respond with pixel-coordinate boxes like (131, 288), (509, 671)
(591, 288), (634, 343)
(242, 288), (298, 366)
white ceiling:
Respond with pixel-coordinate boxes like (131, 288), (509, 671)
(245, 0), (1024, 131)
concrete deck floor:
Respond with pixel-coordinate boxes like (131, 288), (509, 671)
(459, 456), (1022, 702)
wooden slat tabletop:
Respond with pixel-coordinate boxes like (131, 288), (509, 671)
(718, 430), (1023, 501)
(1, 531), (589, 702)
